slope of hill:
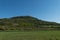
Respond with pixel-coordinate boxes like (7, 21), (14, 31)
(0, 16), (60, 31)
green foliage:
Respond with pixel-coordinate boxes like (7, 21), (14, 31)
(0, 31), (60, 40)
(0, 16), (60, 31)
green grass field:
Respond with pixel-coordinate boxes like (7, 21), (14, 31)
(0, 31), (60, 40)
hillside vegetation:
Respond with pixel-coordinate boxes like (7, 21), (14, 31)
(0, 16), (60, 31)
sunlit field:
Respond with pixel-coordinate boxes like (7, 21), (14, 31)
(0, 31), (60, 40)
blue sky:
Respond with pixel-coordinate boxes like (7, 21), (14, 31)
(0, 0), (60, 23)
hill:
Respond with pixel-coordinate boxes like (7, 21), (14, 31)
(0, 16), (60, 31)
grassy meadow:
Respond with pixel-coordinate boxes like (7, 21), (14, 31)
(0, 31), (60, 40)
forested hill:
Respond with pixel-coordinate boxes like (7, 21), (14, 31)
(0, 16), (60, 31)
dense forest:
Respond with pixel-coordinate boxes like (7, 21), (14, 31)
(0, 16), (60, 31)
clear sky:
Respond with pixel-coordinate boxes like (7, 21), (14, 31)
(0, 0), (60, 23)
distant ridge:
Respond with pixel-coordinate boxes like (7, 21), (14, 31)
(0, 16), (60, 31)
